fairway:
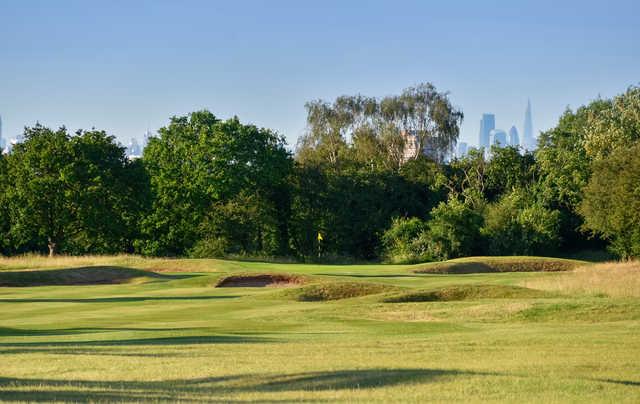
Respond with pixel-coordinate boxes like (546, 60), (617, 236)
(1, 256), (639, 402)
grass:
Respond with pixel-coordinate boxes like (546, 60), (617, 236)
(413, 256), (582, 274)
(382, 284), (552, 303)
(0, 255), (639, 402)
(523, 260), (640, 298)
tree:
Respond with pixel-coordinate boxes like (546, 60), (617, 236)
(535, 100), (610, 251)
(68, 129), (150, 253)
(579, 143), (640, 258)
(296, 83), (463, 169)
(484, 146), (537, 201)
(0, 154), (10, 254)
(139, 111), (292, 256)
(191, 192), (279, 257)
(536, 88), (640, 252)
(583, 86), (640, 161)
(5, 125), (76, 256)
(5, 125), (147, 256)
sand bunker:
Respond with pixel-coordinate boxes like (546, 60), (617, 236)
(215, 274), (305, 288)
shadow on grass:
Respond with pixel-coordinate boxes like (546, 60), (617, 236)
(0, 368), (495, 401)
(0, 266), (199, 287)
(594, 378), (640, 387)
(0, 326), (236, 337)
(314, 273), (421, 278)
(0, 334), (276, 348)
(0, 295), (238, 303)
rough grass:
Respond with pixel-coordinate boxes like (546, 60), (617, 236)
(383, 284), (551, 303)
(524, 260), (640, 298)
(282, 281), (396, 301)
(0, 266), (161, 287)
(413, 256), (582, 274)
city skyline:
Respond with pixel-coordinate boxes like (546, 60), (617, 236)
(1, 98), (537, 157)
(1, 1), (638, 150)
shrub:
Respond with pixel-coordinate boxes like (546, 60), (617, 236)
(381, 217), (429, 263)
(482, 189), (561, 255)
(422, 197), (484, 260)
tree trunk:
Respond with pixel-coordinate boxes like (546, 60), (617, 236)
(48, 238), (56, 257)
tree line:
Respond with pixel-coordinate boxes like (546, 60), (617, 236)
(0, 83), (639, 260)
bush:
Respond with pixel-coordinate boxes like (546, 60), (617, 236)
(482, 189), (561, 255)
(188, 237), (229, 258)
(381, 217), (429, 263)
(423, 197), (484, 260)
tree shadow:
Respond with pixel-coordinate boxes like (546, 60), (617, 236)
(0, 368), (495, 401)
(593, 378), (640, 387)
(0, 295), (238, 303)
(0, 334), (277, 348)
(0, 266), (199, 287)
(0, 326), (232, 337)
(314, 273), (422, 278)
(250, 368), (491, 391)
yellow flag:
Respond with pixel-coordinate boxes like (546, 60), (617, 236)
(317, 232), (324, 242)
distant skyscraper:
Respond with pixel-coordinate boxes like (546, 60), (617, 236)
(143, 129), (152, 148)
(508, 126), (520, 147)
(523, 99), (535, 150)
(489, 129), (507, 147)
(478, 113), (495, 150)
(456, 141), (468, 158)
(127, 138), (142, 158)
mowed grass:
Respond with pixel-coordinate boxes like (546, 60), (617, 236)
(0, 256), (639, 402)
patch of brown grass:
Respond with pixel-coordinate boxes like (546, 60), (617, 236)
(524, 261), (640, 298)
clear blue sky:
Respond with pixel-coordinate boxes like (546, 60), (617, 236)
(1, 0), (638, 148)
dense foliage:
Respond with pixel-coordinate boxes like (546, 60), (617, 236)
(0, 84), (638, 260)
(2, 125), (147, 256)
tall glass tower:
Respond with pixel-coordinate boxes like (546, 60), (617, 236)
(523, 99), (534, 150)
(478, 113), (495, 150)
(509, 125), (520, 147)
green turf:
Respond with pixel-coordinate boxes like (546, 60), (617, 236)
(0, 256), (638, 402)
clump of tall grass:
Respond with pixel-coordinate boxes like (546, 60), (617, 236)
(524, 261), (640, 298)
(0, 253), (145, 271)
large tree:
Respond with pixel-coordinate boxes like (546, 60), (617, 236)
(297, 83), (463, 169)
(5, 125), (143, 256)
(139, 110), (292, 256)
(536, 87), (640, 252)
(580, 142), (640, 258)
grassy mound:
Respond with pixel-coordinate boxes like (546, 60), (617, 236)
(0, 266), (161, 287)
(413, 257), (582, 274)
(383, 284), (551, 303)
(285, 281), (395, 301)
(216, 273), (306, 288)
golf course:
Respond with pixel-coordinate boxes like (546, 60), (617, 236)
(1, 255), (639, 402)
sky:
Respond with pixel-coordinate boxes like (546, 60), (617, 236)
(1, 0), (639, 149)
